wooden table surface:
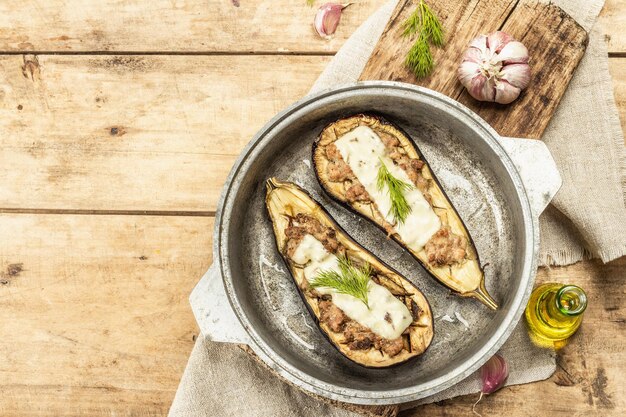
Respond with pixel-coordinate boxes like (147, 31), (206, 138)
(0, 1), (624, 416)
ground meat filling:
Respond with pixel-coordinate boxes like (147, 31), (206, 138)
(285, 213), (342, 259)
(377, 132), (469, 265)
(325, 143), (353, 182)
(424, 226), (467, 266)
(324, 129), (432, 208)
(345, 183), (370, 202)
(319, 300), (346, 333)
(342, 320), (405, 357)
(323, 309), (405, 356)
(378, 131), (432, 203)
(323, 139), (407, 233)
(284, 213), (407, 357)
(324, 128), (469, 267)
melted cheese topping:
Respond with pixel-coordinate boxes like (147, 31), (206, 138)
(292, 234), (412, 340)
(334, 126), (441, 251)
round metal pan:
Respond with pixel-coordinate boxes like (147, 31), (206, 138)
(212, 82), (542, 404)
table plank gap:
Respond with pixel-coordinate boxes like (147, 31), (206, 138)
(0, 0), (622, 54)
(0, 208), (216, 216)
(0, 50), (338, 56)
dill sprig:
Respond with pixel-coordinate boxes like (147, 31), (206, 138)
(377, 160), (413, 224)
(311, 255), (371, 308)
(405, 36), (433, 79)
(419, 1), (443, 47)
(402, 0), (445, 78)
(306, 0), (315, 6)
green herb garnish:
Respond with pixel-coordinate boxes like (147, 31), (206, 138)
(306, 0), (315, 6)
(311, 256), (371, 308)
(377, 159), (413, 224)
(402, 0), (444, 78)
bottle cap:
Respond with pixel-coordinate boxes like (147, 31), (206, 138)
(556, 285), (587, 316)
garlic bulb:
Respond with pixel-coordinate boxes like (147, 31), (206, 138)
(314, 3), (351, 39)
(458, 31), (531, 104)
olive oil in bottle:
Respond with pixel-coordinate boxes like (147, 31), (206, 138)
(525, 283), (587, 346)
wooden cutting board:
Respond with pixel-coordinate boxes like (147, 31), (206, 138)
(359, 0), (588, 138)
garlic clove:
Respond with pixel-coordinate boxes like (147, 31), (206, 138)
(467, 74), (486, 100)
(469, 35), (488, 55)
(496, 41), (530, 64)
(462, 47), (483, 64)
(482, 77), (497, 102)
(480, 353), (509, 394)
(473, 353), (509, 414)
(469, 74), (496, 102)
(494, 80), (521, 104)
(499, 63), (531, 89)
(458, 61), (481, 87)
(314, 3), (351, 39)
(487, 31), (513, 53)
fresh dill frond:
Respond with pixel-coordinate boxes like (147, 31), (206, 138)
(405, 35), (433, 79)
(401, 6), (422, 37)
(311, 256), (371, 308)
(377, 160), (413, 224)
(419, 0), (444, 47)
(306, 0), (315, 6)
(401, 0), (445, 78)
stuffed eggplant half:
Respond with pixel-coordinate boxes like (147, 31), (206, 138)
(265, 178), (433, 368)
(312, 114), (497, 310)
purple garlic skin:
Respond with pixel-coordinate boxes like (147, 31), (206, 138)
(314, 3), (351, 40)
(480, 353), (509, 394)
(458, 31), (531, 104)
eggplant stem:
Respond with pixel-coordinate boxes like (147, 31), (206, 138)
(467, 279), (498, 310)
(266, 177), (279, 192)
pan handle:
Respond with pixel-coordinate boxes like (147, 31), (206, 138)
(190, 262), (252, 345)
(500, 137), (562, 218)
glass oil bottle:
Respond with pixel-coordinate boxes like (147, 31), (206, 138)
(525, 283), (587, 347)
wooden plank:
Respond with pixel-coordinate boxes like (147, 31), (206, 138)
(1, 55), (623, 214)
(0, 0), (382, 53)
(359, 0), (588, 139)
(0, 0), (623, 55)
(0, 213), (213, 417)
(1, 213), (624, 416)
(600, 0), (626, 54)
(0, 54), (329, 211)
(403, 257), (626, 417)
(1, 55), (624, 213)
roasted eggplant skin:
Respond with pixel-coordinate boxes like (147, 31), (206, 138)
(265, 178), (434, 368)
(312, 114), (497, 310)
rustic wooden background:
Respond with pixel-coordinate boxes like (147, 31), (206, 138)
(0, 1), (624, 416)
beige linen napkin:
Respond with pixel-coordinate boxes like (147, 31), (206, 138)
(169, 0), (625, 416)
